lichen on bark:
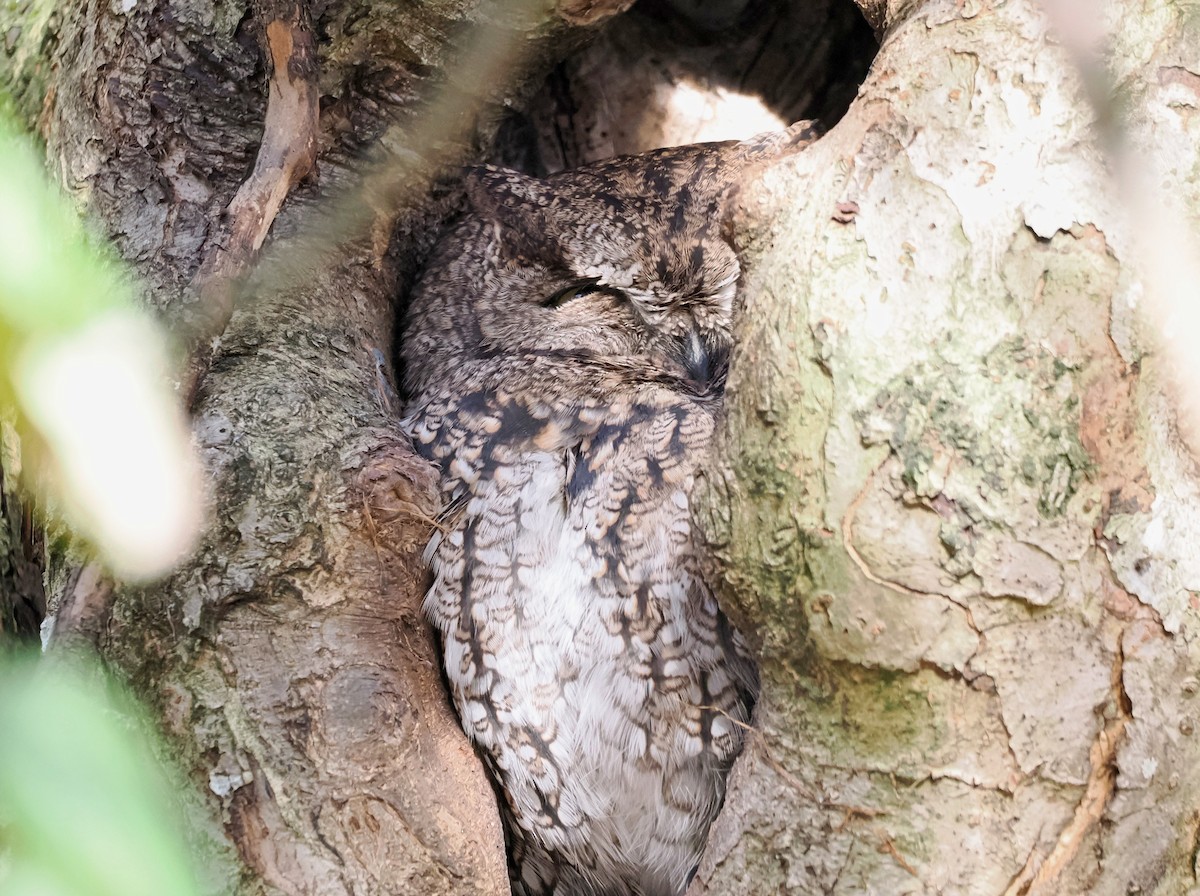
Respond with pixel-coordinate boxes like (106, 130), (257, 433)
(692, 0), (1200, 893)
(6, 0), (1200, 892)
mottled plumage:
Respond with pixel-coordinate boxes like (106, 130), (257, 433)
(401, 123), (816, 896)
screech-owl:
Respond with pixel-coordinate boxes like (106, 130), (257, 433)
(401, 121), (817, 896)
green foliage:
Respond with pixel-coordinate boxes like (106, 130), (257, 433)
(0, 109), (200, 581)
(0, 122), (134, 340)
(0, 653), (201, 896)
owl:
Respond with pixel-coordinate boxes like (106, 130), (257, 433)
(401, 121), (817, 896)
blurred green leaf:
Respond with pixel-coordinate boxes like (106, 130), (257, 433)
(0, 121), (133, 338)
(0, 110), (201, 581)
(0, 654), (201, 896)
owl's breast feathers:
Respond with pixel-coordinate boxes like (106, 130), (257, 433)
(403, 354), (755, 896)
(404, 353), (719, 497)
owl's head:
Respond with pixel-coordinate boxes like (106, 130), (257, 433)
(403, 123), (817, 399)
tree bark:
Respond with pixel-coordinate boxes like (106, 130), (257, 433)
(6, 0), (1199, 893)
(4, 1), (609, 892)
(0, 428), (45, 646)
(691, 1), (1200, 894)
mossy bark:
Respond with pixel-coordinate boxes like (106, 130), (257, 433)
(0, 1), (605, 892)
(5, 0), (1198, 892)
(692, 1), (1200, 894)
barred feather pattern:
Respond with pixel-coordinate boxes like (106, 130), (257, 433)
(402, 123), (816, 896)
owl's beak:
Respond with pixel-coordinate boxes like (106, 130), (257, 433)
(681, 327), (726, 392)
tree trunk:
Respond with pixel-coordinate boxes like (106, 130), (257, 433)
(6, 1), (608, 892)
(0, 434), (45, 645)
(690, 1), (1200, 894)
(4, 0), (1198, 893)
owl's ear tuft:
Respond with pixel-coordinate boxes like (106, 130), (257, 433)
(729, 119), (822, 164)
(462, 166), (562, 261)
(463, 166), (555, 219)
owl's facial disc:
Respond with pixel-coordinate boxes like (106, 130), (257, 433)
(538, 273), (731, 368)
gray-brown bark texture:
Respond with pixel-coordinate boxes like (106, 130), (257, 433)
(688, 1), (1200, 894)
(0, 437), (45, 645)
(3, 1), (614, 893)
(5, 0), (1199, 892)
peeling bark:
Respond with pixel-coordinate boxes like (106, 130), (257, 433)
(183, 0), (320, 405)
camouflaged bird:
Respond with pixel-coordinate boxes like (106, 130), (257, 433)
(401, 121), (817, 896)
